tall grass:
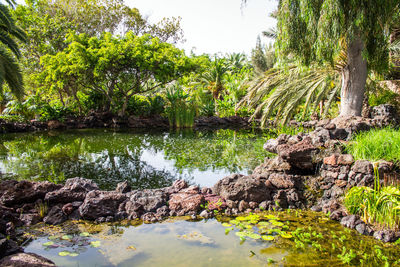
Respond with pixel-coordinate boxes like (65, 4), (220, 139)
(344, 168), (400, 230)
(165, 85), (196, 128)
(345, 127), (400, 163)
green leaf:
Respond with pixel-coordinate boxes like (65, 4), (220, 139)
(262, 235), (275, 241)
(58, 251), (71, 256)
(42, 241), (54, 246)
(90, 241), (101, 248)
(221, 223), (232, 227)
(69, 253), (79, 257)
(79, 232), (90, 237)
(61, 235), (72, 240)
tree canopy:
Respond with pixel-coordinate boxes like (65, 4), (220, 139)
(39, 32), (195, 115)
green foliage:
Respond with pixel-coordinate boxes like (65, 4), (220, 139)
(239, 63), (341, 126)
(276, 0), (400, 72)
(368, 88), (400, 108)
(345, 184), (400, 229)
(0, 1), (26, 100)
(345, 128), (400, 163)
(164, 85), (195, 128)
(250, 36), (276, 75)
(39, 32), (194, 115)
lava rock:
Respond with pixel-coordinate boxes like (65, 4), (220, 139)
(79, 190), (127, 220)
(45, 177), (99, 204)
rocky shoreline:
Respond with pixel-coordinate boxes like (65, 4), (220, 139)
(1, 104), (400, 266)
(0, 112), (254, 133)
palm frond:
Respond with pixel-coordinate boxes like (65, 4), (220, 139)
(0, 45), (24, 100)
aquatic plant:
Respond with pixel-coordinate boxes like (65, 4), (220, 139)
(344, 167), (400, 229)
(35, 201), (48, 218)
(164, 85), (196, 128)
(345, 127), (400, 163)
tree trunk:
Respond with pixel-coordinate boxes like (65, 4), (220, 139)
(340, 37), (368, 116)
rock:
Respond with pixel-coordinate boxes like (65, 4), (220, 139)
(373, 230), (398, 243)
(115, 181), (131, 193)
(156, 206), (169, 218)
(268, 173), (301, 189)
(43, 204), (67, 225)
(0, 253), (56, 267)
(371, 104), (399, 127)
(337, 154), (354, 165)
(168, 193), (204, 215)
(141, 212), (159, 223)
(47, 120), (66, 130)
(199, 210), (210, 219)
(340, 215), (360, 229)
(263, 138), (279, 154)
(171, 180), (188, 191)
(329, 128), (349, 140)
(45, 177), (98, 204)
(0, 238), (23, 259)
(253, 157), (291, 174)
(19, 214), (41, 226)
(277, 138), (319, 170)
(0, 181), (62, 207)
(323, 154), (339, 166)
(238, 200), (249, 212)
(273, 190), (288, 209)
(79, 191), (127, 220)
(213, 174), (271, 203)
(351, 160), (374, 175)
(128, 189), (168, 213)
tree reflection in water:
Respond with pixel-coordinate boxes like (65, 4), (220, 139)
(0, 128), (271, 190)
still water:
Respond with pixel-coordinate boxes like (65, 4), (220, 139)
(22, 211), (400, 266)
(0, 128), (270, 190)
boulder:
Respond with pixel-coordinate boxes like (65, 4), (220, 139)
(213, 174), (271, 203)
(47, 120), (66, 130)
(115, 181), (131, 193)
(276, 138), (319, 170)
(128, 189), (168, 213)
(79, 190), (127, 220)
(0, 181), (61, 207)
(268, 173), (301, 189)
(204, 195), (227, 211)
(0, 253), (55, 267)
(43, 204), (67, 225)
(45, 177), (98, 204)
(169, 193), (204, 215)
(351, 160), (374, 175)
(0, 238), (23, 259)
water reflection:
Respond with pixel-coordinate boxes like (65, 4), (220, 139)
(0, 129), (270, 190)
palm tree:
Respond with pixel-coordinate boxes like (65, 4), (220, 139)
(239, 49), (347, 126)
(198, 57), (230, 100)
(0, 0), (26, 99)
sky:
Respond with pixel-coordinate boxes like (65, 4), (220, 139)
(126, 0), (278, 55)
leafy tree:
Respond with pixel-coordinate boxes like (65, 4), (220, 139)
(275, 0), (400, 116)
(13, 0), (184, 104)
(0, 0), (26, 99)
(39, 32), (194, 115)
(250, 36), (276, 75)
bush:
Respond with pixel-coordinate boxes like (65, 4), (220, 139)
(345, 128), (400, 163)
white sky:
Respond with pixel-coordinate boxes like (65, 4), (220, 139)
(126, 0), (278, 55)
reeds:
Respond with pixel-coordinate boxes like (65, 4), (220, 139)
(165, 85), (196, 128)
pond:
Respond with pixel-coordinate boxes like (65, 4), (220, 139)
(21, 210), (400, 266)
(0, 128), (272, 190)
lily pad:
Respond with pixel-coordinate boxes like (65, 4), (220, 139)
(270, 220), (284, 227)
(221, 223), (232, 227)
(90, 241), (101, 248)
(225, 227), (234, 234)
(258, 221), (270, 226)
(236, 216), (248, 221)
(247, 233), (261, 239)
(280, 232), (293, 239)
(262, 235), (275, 241)
(80, 232), (90, 237)
(69, 253), (79, 257)
(235, 232), (247, 238)
(127, 245), (136, 250)
(229, 220), (239, 225)
(42, 241), (54, 247)
(58, 251), (71, 257)
(61, 235), (72, 240)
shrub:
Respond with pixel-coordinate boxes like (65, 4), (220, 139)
(345, 128), (400, 163)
